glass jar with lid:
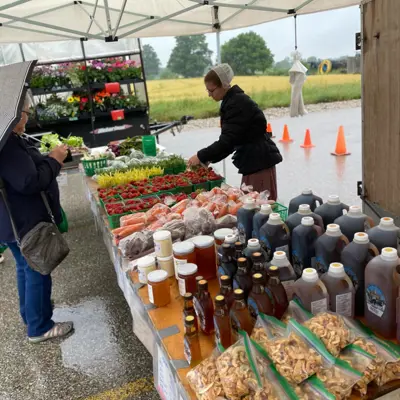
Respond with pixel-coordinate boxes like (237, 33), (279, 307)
(137, 255), (156, 284)
(153, 230), (173, 258)
(178, 263), (198, 296)
(214, 228), (234, 246)
(192, 236), (217, 280)
(147, 270), (170, 307)
(173, 241), (196, 279)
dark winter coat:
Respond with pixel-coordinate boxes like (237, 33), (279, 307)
(0, 133), (62, 243)
(197, 85), (282, 176)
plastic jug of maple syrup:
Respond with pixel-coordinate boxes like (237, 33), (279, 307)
(286, 204), (325, 235)
(314, 195), (349, 228)
(367, 217), (399, 254)
(288, 189), (323, 216)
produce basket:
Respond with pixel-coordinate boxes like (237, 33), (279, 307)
(208, 178), (225, 190)
(193, 182), (209, 192)
(178, 183), (194, 194)
(99, 195), (122, 209)
(82, 157), (108, 177)
(272, 202), (288, 221)
(106, 210), (131, 229)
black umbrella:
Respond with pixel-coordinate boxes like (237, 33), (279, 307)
(0, 60), (37, 153)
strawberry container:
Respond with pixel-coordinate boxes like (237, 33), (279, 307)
(208, 178), (225, 190)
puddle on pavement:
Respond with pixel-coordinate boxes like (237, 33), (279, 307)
(53, 298), (125, 378)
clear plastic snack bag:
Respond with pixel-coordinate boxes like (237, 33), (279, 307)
(304, 312), (354, 357)
(295, 375), (336, 400)
(339, 344), (384, 396)
(281, 299), (313, 325)
(251, 313), (287, 351)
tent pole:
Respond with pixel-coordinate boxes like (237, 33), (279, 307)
(216, 31), (221, 64)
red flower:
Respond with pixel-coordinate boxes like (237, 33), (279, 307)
(81, 65), (87, 71)
(81, 97), (88, 103)
(108, 67), (113, 72)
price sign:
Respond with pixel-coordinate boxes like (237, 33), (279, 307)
(157, 344), (176, 400)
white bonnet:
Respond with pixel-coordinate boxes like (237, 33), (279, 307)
(211, 63), (234, 88)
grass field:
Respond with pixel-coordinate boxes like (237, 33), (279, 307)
(146, 74), (361, 121)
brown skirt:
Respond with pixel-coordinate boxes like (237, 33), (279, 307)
(242, 167), (278, 200)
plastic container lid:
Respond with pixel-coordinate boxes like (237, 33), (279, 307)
(157, 255), (174, 262)
(260, 204), (272, 214)
(224, 234), (237, 244)
(173, 241), (195, 255)
(153, 230), (172, 241)
(349, 205), (362, 216)
(302, 268), (319, 283)
(273, 251), (287, 260)
(328, 195), (340, 204)
(328, 262), (345, 277)
(299, 204), (311, 213)
(137, 255), (156, 269)
(380, 217), (395, 227)
(301, 216), (314, 227)
(192, 235), (215, 249)
(247, 238), (260, 248)
(327, 224), (341, 233)
(269, 213), (281, 221)
(148, 269), (168, 283)
(354, 232), (369, 244)
(381, 247), (398, 261)
(244, 198), (256, 209)
(302, 189), (313, 195)
(214, 228), (234, 241)
(178, 263), (198, 276)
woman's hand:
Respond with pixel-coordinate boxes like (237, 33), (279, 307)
(188, 154), (201, 167)
(49, 145), (68, 165)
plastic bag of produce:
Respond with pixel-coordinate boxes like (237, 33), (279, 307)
(282, 299), (313, 324)
(159, 219), (185, 242)
(251, 313), (287, 351)
(215, 214), (237, 230)
(120, 212), (147, 227)
(256, 189), (271, 205)
(183, 207), (216, 239)
(339, 344), (384, 396)
(115, 155), (130, 163)
(186, 347), (226, 400)
(119, 230), (154, 258)
(129, 149), (145, 159)
(295, 376), (336, 400)
(145, 203), (171, 223)
(264, 319), (327, 384)
(109, 160), (128, 169)
(171, 199), (190, 214)
(112, 223), (146, 243)
(341, 316), (378, 355)
(304, 312), (354, 357)
(316, 358), (362, 400)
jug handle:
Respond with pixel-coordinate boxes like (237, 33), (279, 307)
(282, 222), (290, 237)
(340, 235), (350, 247)
(365, 216), (375, 229)
(314, 195), (323, 207)
(368, 243), (379, 258)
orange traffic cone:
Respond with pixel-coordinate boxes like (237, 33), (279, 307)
(279, 124), (293, 143)
(331, 126), (351, 156)
(300, 129), (315, 148)
(266, 123), (275, 138)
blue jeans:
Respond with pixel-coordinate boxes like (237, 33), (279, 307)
(7, 242), (54, 337)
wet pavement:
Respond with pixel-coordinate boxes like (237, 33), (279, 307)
(0, 173), (159, 400)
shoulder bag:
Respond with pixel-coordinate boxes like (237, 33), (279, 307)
(0, 179), (69, 275)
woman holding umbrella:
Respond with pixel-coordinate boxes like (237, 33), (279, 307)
(188, 64), (282, 200)
(0, 95), (74, 343)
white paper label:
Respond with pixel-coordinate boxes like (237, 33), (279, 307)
(276, 245), (290, 260)
(282, 280), (295, 301)
(174, 257), (187, 279)
(148, 284), (154, 304)
(336, 292), (353, 317)
(155, 242), (161, 255)
(157, 344), (176, 400)
(178, 277), (187, 296)
(138, 270), (147, 284)
(311, 298), (328, 315)
(57, 172), (68, 187)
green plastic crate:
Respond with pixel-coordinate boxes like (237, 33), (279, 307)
(106, 210), (132, 229)
(178, 184), (194, 194)
(99, 195), (122, 209)
(208, 178), (225, 190)
(82, 157), (108, 177)
(173, 165), (186, 174)
(193, 182), (209, 192)
(272, 202), (288, 221)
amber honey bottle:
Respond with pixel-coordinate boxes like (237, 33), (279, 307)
(248, 273), (274, 322)
(193, 279), (215, 335)
(214, 295), (233, 349)
(267, 266), (289, 319)
(183, 292), (198, 331)
(220, 275), (235, 310)
(233, 257), (253, 299)
(252, 252), (267, 284)
(184, 315), (202, 367)
(230, 289), (254, 341)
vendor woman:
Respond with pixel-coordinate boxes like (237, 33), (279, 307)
(188, 64), (282, 200)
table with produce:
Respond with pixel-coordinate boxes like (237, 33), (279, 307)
(81, 140), (400, 400)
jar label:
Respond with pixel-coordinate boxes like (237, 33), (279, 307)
(214, 317), (221, 346)
(178, 277), (187, 296)
(311, 298), (327, 314)
(138, 269), (147, 284)
(174, 257), (187, 279)
(281, 280), (295, 301)
(366, 284), (386, 317)
(148, 284), (154, 304)
(154, 242), (161, 255)
(336, 292), (353, 317)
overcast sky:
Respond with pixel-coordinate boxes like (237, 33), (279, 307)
(142, 6), (360, 67)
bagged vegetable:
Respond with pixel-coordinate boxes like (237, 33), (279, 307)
(112, 223), (146, 243)
(109, 160), (128, 169)
(251, 313), (287, 350)
(120, 212), (147, 227)
(282, 299), (313, 325)
(119, 230), (154, 258)
(304, 312), (354, 357)
(215, 215), (237, 230)
(114, 155), (130, 163)
(129, 149), (145, 159)
(339, 344), (384, 396)
(295, 376), (336, 400)
(183, 207), (216, 239)
(146, 203), (170, 222)
(186, 347), (226, 400)
(264, 319), (326, 384)
(159, 219), (185, 242)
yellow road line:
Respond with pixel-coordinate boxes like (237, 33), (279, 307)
(84, 377), (155, 400)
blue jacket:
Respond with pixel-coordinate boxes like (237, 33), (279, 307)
(0, 134), (62, 243)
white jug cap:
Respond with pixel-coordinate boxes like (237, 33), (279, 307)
(261, 204), (272, 213)
(301, 217), (314, 227)
(327, 224), (341, 233)
(302, 268), (318, 283)
(328, 262), (345, 277)
(273, 251), (287, 260)
(299, 204), (311, 212)
(302, 189), (313, 195)
(224, 234), (238, 244)
(244, 198), (256, 207)
(247, 238), (260, 248)
(269, 213), (281, 221)
(354, 232), (369, 244)
(349, 205), (362, 215)
(381, 247), (398, 261)
(328, 195), (340, 204)
(380, 217), (395, 227)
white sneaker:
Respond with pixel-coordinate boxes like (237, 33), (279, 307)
(0, 254), (4, 263)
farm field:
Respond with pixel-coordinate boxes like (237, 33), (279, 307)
(146, 74), (361, 121)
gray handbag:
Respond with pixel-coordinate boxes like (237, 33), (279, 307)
(0, 180), (69, 275)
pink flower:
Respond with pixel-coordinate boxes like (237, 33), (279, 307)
(81, 97), (88, 103)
